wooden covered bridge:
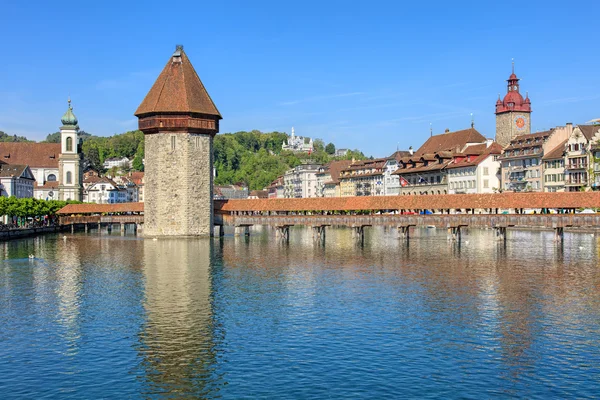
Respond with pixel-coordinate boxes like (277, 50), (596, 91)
(57, 192), (600, 242)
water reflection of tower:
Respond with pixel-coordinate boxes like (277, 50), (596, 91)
(139, 239), (217, 398)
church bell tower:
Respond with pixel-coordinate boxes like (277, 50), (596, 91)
(495, 62), (532, 147)
(135, 45), (222, 237)
(58, 98), (83, 201)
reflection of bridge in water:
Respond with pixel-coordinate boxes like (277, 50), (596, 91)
(57, 192), (600, 242)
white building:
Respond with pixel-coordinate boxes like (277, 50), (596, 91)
(103, 157), (132, 170)
(283, 163), (321, 198)
(281, 127), (314, 153)
(447, 141), (503, 194)
(0, 99), (83, 201)
(383, 150), (413, 195)
(0, 164), (35, 198)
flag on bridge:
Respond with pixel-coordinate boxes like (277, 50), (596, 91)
(400, 176), (409, 187)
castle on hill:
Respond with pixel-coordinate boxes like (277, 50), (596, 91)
(282, 127), (313, 153)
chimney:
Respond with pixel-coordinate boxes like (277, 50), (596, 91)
(566, 122), (573, 136)
(409, 146), (414, 156)
(172, 44), (183, 63)
(445, 128), (450, 134)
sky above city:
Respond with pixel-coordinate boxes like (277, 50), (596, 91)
(1, 0), (599, 157)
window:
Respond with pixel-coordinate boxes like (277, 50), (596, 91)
(483, 179), (489, 188)
(47, 174), (57, 182)
(66, 171), (72, 184)
(66, 136), (73, 152)
(483, 167), (489, 176)
(171, 136), (176, 151)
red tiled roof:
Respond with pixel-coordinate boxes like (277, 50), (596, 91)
(135, 47), (221, 118)
(542, 139), (568, 160)
(321, 160), (353, 183)
(34, 181), (59, 189)
(57, 202), (144, 215)
(446, 143), (503, 170)
(416, 128), (486, 155)
(0, 143), (60, 168)
(214, 192), (600, 212)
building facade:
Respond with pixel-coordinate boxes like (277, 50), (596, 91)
(564, 125), (600, 191)
(0, 164), (35, 198)
(283, 163), (321, 198)
(135, 45), (221, 237)
(495, 64), (532, 147)
(339, 158), (386, 197)
(315, 160), (352, 197)
(542, 140), (566, 192)
(447, 142), (502, 194)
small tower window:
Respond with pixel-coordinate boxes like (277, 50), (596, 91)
(66, 171), (72, 184)
(171, 136), (176, 151)
(47, 174), (57, 182)
(195, 136), (202, 150)
(66, 136), (73, 152)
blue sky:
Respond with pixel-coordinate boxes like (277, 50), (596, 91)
(1, 0), (599, 157)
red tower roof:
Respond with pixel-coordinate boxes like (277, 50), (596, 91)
(495, 67), (531, 114)
(135, 46), (221, 118)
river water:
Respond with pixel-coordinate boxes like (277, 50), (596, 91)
(1, 227), (599, 399)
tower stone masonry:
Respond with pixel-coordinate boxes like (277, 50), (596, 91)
(495, 64), (532, 147)
(135, 45), (222, 237)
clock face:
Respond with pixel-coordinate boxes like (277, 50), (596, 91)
(515, 115), (527, 130)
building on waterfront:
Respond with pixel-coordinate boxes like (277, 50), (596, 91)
(495, 64), (532, 147)
(281, 127), (313, 153)
(266, 176), (284, 199)
(383, 150), (413, 195)
(0, 164), (35, 198)
(248, 190), (268, 199)
(392, 127), (488, 195)
(542, 139), (567, 192)
(315, 160), (352, 197)
(58, 99), (84, 201)
(135, 45), (221, 237)
(564, 125), (600, 191)
(500, 125), (570, 192)
(0, 100), (83, 201)
(283, 163), (321, 198)
(447, 141), (503, 194)
(339, 158), (387, 197)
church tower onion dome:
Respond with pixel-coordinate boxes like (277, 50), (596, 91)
(495, 67), (531, 114)
(61, 98), (78, 126)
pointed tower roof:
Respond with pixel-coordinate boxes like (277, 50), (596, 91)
(135, 45), (221, 118)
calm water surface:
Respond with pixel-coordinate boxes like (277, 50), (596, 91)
(1, 227), (600, 398)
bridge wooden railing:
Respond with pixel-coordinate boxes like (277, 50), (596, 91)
(225, 214), (600, 229)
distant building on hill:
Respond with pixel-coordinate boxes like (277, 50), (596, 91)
(282, 127), (313, 153)
(103, 157), (132, 170)
(335, 148), (349, 157)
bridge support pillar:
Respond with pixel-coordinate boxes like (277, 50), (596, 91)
(494, 226), (507, 242)
(235, 226), (250, 237)
(449, 226), (461, 242)
(554, 227), (564, 242)
(107, 224), (112, 234)
(71, 223), (74, 234)
(85, 223), (88, 233)
(120, 223), (125, 236)
(312, 225), (326, 242)
(136, 223), (143, 237)
(398, 226), (412, 241)
(97, 222), (101, 232)
(275, 225), (290, 241)
(352, 226), (365, 242)
(214, 225), (224, 237)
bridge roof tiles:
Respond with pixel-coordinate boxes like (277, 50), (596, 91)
(58, 202), (144, 215)
(215, 192), (600, 212)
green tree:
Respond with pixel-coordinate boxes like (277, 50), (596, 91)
(44, 132), (61, 143)
(325, 142), (336, 155)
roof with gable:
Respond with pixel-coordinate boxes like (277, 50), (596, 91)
(0, 164), (35, 179)
(135, 46), (221, 118)
(0, 143), (61, 168)
(317, 160), (353, 184)
(542, 139), (568, 160)
(577, 125), (600, 141)
(446, 142), (503, 170)
(415, 128), (486, 156)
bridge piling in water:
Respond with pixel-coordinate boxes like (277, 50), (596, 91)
(494, 226), (507, 242)
(554, 227), (564, 242)
(234, 225), (251, 237)
(275, 225), (290, 241)
(398, 225), (414, 240)
(312, 226), (326, 242)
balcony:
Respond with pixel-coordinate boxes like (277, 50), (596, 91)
(509, 166), (525, 172)
(566, 163), (588, 170)
(565, 179), (587, 186)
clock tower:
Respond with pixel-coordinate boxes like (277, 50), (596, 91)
(495, 63), (531, 147)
